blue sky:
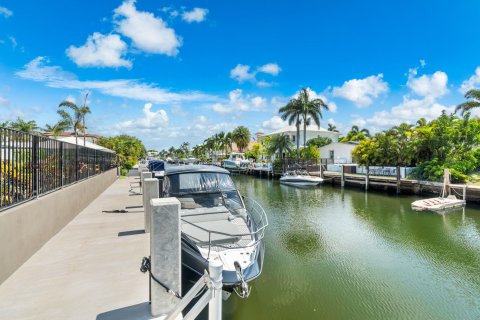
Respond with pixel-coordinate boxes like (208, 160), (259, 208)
(0, 0), (480, 149)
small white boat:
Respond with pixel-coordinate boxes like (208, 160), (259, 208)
(280, 168), (323, 187)
(223, 153), (250, 170)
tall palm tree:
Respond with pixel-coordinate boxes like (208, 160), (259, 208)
(58, 93), (90, 146)
(232, 126), (251, 152)
(327, 123), (339, 132)
(455, 89), (480, 115)
(297, 88), (329, 149)
(279, 99), (302, 158)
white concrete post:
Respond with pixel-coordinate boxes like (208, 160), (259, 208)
(150, 198), (182, 317)
(143, 178), (159, 233)
(208, 260), (223, 320)
(341, 165), (345, 188)
(141, 171), (152, 193)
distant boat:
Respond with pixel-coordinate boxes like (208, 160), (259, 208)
(280, 168), (323, 187)
(223, 153), (250, 170)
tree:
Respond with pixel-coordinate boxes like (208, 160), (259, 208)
(43, 119), (70, 137)
(455, 89), (480, 115)
(245, 142), (263, 160)
(297, 88), (329, 149)
(301, 145), (320, 160)
(340, 125), (370, 142)
(327, 123), (339, 132)
(306, 137), (332, 148)
(11, 117), (38, 133)
(268, 134), (293, 161)
(58, 100), (84, 146)
(97, 135), (146, 175)
(232, 126), (250, 152)
(279, 99), (302, 158)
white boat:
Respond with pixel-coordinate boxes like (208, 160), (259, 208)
(280, 168), (323, 187)
(223, 153), (250, 170)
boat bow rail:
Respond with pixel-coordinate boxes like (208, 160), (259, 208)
(181, 196), (268, 255)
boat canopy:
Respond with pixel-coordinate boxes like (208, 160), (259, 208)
(165, 170), (235, 196)
(147, 160), (164, 172)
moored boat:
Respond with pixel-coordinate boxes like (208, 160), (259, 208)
(280, 168), (323, 187)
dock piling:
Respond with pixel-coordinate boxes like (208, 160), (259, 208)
(143, 178), (159, 233)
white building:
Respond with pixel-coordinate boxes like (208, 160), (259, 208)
(260, 124), (339, 146)
(319, 142), (358, 164)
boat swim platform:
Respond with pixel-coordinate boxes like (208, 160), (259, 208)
(0, 176), (156, 320)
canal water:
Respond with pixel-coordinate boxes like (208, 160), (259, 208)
(223, 175), (480, 320)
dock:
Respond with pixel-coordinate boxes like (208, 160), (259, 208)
(0, 176), (151, 319)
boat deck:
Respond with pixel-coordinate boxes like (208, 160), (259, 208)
(0, 176), (153, 320)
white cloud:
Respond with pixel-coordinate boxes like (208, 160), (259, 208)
(181, 8), (208, 23)
(407, 70), (448, 98)
(230, 64), (255, 82)
(332, 74), (388, 107)
(0, 95), (10, 106)
(8, 36), (16, 49)
(115, 103), (168, 131)
(66, 33), (131, 68)
(65, 95), (76, 104)
(114, 0), (182, 56)
(212, 103), (232, 114)
(258, 63), (281, 76)
(230, 62), (281, 86)
(363, 96), (453, 129)
(0, 6), (12, 18)
(251, 96), (266, 108)
(262, 116), (287, 131)
(460, 66), (480, 93)
(16, 57), (216, 104)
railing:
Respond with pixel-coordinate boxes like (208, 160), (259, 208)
(0, 128), (117, 211)
(181, 196), (268, 253)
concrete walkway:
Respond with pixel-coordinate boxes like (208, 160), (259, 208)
(0, 176), (151, 320)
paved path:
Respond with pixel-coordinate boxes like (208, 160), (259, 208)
(0, 176), (151, 320)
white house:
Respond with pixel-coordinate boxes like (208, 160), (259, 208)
(260, 124), (339, 146)
(319, 142), (358, 164)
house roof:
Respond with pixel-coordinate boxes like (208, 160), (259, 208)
(54, 136), (115, 153)
(263, 124), (340, 136)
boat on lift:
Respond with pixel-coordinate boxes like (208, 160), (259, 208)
(161, 165), (268, 298)
(223, 153), (250, 170)
(279, 167), (323, 187)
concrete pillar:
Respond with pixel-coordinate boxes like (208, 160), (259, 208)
(141, 171), (152, 193)
(150, 198), (182, 317)
(143, 178), (159, 233)
(341, 165), (345, 188)
(208, 260), (223, 320)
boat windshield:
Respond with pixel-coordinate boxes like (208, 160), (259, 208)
(164, 172), (244, 210)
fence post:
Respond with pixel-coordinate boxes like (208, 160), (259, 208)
(208, 260), (223, 320)
(143, 177), (158, 233)
(32, 135), (39, 198)
(59, 141), (64, 188)
(150, 198), (181, 317)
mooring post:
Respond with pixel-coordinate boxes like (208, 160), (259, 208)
(141, 171), (152, 193)
(150, 198), (181, 317)
(208, 260), (223, 320)
(365, 165), (369, 191)
(463, 185), (467, 202)
(143, 178), (159, 233)
(341, 165), (345, 188)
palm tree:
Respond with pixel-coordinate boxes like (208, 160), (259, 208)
(279, 100), (302, 158)
(11, 117), (38, 133)
(268, 134), (293, 170)
(327, 123), (339, 132)
(43, 119), (70, 137)
(232, 126), (251, 152)
(455, 89), (480, 115)
(297, 88), (329, 149)
(225, 132), (233, 153)
(58, 93), (90, 146)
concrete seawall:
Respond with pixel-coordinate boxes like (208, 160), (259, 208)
(0, 168), (118, 284)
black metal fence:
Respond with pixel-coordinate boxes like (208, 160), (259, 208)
(0, 128), (117, 211)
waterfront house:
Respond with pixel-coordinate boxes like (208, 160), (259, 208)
(319, 141), (358, 164)
(258, 124), (339, 146)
